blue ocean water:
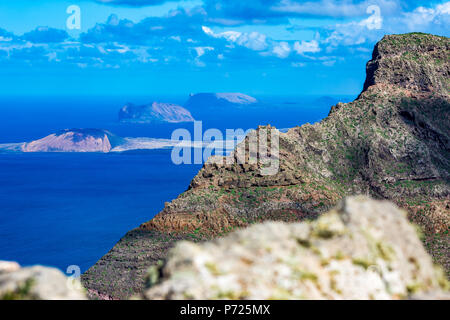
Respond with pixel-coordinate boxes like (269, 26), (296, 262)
(0, 151), (201, 273)
(0, 95), (353, 274)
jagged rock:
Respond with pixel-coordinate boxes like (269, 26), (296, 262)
(0, 261), (20, 274)
(410, 291), (450, 300)
(363, 33), (449, 93)
(82, 33), (450, 299)
(143, 197), (449, 300)
(0, 263), (86, 300)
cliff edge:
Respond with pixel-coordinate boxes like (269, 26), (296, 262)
(144, 197), (449, 300)
(82, 33), (450, 299)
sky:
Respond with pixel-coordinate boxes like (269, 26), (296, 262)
(0, 0), (448, 96)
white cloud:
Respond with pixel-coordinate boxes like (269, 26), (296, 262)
(107, 43), (130, 54)
(46, 52), (59, 62)
(324, 1), (450, 49)
(322, 60), (336, 67)
(193, 46), (215, 67)
(400, 2), (450, 31)
(235, 32), (268, 51)
(0, 41), (34, 56)
(272, 0), (399, 18)
(202, 26), (268, 51)
(194, 46), (214, 57)
(272, 41), (291, 58)
(293, 39), (321, 54)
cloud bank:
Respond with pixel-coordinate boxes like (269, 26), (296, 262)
(0, 1), (448, 71)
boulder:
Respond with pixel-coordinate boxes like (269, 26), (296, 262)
(143, 196), (449, 300)
(0, 262), (86, 300)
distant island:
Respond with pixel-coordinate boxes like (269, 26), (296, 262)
(119, 102), (194, 124)
(313, 96), (342, 107)
(184, 93), (258, 109)
(15, 129), (211, 154)
(21, 129), (123, 153)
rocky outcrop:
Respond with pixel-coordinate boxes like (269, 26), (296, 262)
(184, 93), (258, 110)
(82, 33), (450, 299)
(119, 102), (194, 123)
(22, 128), (123, 153)
(143, 197), (449, 300)
(362, 33), (449, 93)
(0, 261), (86, 300)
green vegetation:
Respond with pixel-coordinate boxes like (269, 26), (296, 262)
(1, 278), (35, 300)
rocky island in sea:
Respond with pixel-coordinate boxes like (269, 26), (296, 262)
(184, 92), (258, 110)
(119, 102), (194, 124)
(21, 129), (124, 153)
(80, 33), (450, 299)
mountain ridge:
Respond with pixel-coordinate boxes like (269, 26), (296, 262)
(81, 33), (450, 299)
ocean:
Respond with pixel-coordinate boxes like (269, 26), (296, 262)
(0, 94), (353, 274)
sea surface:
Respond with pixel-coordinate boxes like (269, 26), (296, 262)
(0, 94), (354, 274)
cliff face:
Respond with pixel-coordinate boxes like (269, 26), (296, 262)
(145, 33), (449, 236)
(22, 129), (121, 153)
(119, 102), (194, 124)
(144, 197), (449, 300)
(82, 33), (450, 299)
(363, 33), (449, 93)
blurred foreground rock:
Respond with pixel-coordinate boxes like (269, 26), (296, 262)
(0, 262), (86, 300)
(143, 196), (449, 300)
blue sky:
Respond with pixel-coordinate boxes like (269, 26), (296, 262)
(0, 0), (448, 96)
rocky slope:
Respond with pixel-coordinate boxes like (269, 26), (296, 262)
(143, 196), (449, 300)
(119, 102), (194, 123)
(22, 128), (123, 153)
(82, 33), (450, 299)
(2, 199), (448, 300)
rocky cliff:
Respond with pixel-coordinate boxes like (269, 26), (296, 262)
(82, 33), (450, 299)
(119, 102), (194, 123)
(22, 129), (123, 153)
(143, 197), (449, 300)
(3, 199), (448, 299)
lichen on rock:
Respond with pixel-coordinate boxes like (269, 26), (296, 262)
(143, 197), (449, 300)
(82, 33), (450, 299)
(0, 262), (86, 300)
